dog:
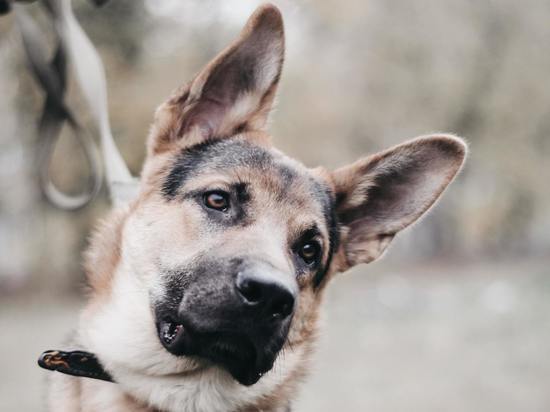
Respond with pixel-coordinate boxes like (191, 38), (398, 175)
(46, 4), (466, 412)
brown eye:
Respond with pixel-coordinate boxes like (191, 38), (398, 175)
(204, 191), (230, 211)
(298, 241), (320, 265)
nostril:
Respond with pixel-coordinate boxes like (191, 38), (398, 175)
(237, 277), (263, 304)
(236, 270), (297, 320)
(270, 292), (295, 320)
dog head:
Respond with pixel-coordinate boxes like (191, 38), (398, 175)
(82, 3), (466, 408)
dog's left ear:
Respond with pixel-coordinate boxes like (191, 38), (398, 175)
(149, 4), (284, 154)
(331, 135), (467, 271)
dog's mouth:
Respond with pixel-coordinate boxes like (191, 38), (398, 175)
(159, 319), (185, 347)
(157, 318), (277, 386)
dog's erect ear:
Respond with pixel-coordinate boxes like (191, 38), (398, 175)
(331, 135), (467, 270)
(149, 4), (285, 154)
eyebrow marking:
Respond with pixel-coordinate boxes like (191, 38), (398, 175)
(162, 138), (282, 200)
(162, 139), (229, 199)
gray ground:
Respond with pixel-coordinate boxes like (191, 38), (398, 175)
(1, 259), (549, 411)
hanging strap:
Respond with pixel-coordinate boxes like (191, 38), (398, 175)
(47, 0), (139, 206)
(13, 0), (139, 209)
(15, 4), (103, 209)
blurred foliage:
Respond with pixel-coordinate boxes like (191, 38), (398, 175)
(0, 0), (549, 294)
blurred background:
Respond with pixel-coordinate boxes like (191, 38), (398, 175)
(1, 0), (549, 410)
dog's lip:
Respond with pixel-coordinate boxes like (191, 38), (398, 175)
(158, 318), (186, 350)
(156, 318), (274, 386)
(201, 334), (263, 385)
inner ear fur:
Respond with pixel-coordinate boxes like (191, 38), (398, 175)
(331, 134), (467, 269)
(148, 4), (285, 155)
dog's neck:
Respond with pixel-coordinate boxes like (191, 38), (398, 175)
(69, 374), (294, 412)
(63, 346), (302, 412)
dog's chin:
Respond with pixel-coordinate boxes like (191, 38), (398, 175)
(157, 319), (280, 386)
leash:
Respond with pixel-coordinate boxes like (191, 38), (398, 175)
(8, 0), (139, 209)
(3, 0), (131, 382)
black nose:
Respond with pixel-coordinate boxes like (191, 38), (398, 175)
(236, 270), (296, 319)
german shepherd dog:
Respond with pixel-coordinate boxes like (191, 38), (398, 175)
(47, 4), (466, 411)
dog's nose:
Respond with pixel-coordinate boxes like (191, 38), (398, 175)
(236, 269), (296, 319)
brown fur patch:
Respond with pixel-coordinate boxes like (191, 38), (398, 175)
(83, 206), (131, 298)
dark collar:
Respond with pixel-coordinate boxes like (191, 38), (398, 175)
(38, 350), (114, 383)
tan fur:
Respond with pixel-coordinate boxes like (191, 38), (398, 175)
(47, 4), (466, 412)
(83, 206), (130, 299)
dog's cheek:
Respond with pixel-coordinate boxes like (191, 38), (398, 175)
(122, 200), (205, 282)
(286, 288), (320, 346)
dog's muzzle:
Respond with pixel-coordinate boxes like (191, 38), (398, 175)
(155, 260), (297, 386)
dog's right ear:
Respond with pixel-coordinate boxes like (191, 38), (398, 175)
(148, 4), (285, 155)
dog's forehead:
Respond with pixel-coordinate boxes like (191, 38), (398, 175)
(162, 138), (331, 216)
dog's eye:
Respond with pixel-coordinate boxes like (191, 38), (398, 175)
(298, 241), (320, 265)
(204, 191), (230, 211)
